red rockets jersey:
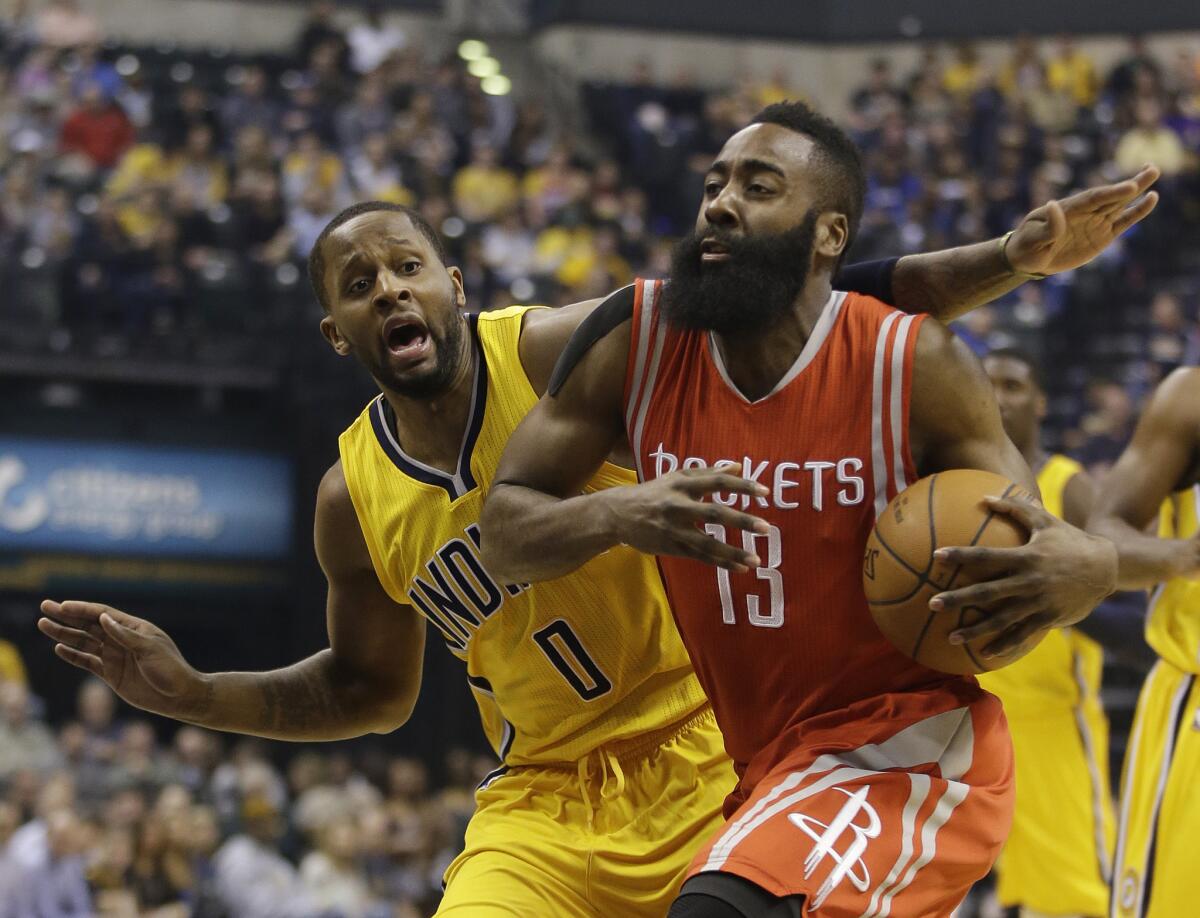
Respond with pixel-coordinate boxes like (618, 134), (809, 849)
(622, 278), (970, 775)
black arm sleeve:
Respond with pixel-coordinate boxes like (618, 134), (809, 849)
(547, 284), (635, 397)
(833, 257), (900, 305)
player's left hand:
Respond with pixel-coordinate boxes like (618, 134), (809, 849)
(1005, 165), (1160, 277)
(927, 497), (1118, 657)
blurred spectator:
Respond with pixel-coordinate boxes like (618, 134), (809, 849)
(75, 678), (121, 764)
(163, 123), (229, 210)
(16, 807), (93, 917)
(296, 1), (349, 76)
(1146, 291), (1200, 376)
(68, 42), (121, 101)
(58, 80), (134, 175)
(220, 65), (281, 141)
(34, 0), (101, 50)
(281, 129), (347, 205)
(0, 640), (26, 686)
(1046, 35), (1098, 107)
(158, 83), (222, 153)
(942, 41), (984, 99)
(213, 794), (316, 918)
(336, 74), (392, 154)
(850, 58), (906, 135)
(348, 131), (410, 203)
(0, 682), (61, 780)
(452, 142), (518, 224)
(1115, 95), (1187, 176)
(299, 816), (379, 917)
(346, 2), (406, 76)
(1107, 34), (1163, 103)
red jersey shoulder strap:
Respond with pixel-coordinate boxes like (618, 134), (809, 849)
(623, 278), (669, 476)
(847, 292), (926, 517)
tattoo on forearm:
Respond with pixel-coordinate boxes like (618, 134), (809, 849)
(258, 665), (341, 735)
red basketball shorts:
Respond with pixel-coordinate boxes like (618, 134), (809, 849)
(688, 691), (1013, 917)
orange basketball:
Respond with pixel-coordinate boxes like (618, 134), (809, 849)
(862, 469), (1040, 675)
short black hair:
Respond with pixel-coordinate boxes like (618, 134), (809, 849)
(750, 100), (866, 254)
(985, 346), (1046, 392)
(307, 201), (448, 312)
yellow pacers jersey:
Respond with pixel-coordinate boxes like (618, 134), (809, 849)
(338, 306), (708, 768)
(979, 454), (1114, 916)
(1146, 485), (1200, 672)
(1112, 486), (1200, 918)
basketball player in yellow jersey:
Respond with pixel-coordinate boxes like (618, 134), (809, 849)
(1085, 367), (1200, 918)
(36, 178), (1161, 916)
(980, 349), (1128, 918)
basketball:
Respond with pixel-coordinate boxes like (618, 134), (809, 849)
(863, 469), (1040, 675)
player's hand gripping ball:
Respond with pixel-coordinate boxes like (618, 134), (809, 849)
(862, 469), (1040, 675)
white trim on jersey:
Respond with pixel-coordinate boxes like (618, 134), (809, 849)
(871, 312), (901, 519)
(701, 705), (975, 873)
(860, 773), (931, 918)
(624, 278), (656, 433)
(888, 315), (917, 496)
(1111, 671), (1147, 918)
(1071, 648), (1113, 885)
(705, 290), (848, 405)
(630, 281), (668, 482)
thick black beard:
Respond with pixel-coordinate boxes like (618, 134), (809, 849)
(365, 314), (468, 400)
(660, 213), (818, 336)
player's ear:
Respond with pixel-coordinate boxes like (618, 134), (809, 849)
(1035, 389), (1048, 422)
(320, 315), (352, 356)
(447, 266), (467, 311)
(815, 212), (849, 261)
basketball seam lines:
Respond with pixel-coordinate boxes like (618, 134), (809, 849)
(951, 482), (1018, 671)
(909, 473), (941, 661)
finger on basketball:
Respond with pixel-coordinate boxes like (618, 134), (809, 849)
(931, 572), (1032, 615)
(981, 495), (1047, 530)
(980, 612), (1054, 658)
(947, 599), (1037, 645)
(932, 544), (1020, 577)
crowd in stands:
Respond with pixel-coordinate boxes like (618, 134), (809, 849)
(0, 649), (492, 918)
(1, 3), (1198, 445)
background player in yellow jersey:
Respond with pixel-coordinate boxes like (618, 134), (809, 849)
(980, 349), (1148, 918)
(36, 178), (1158, 916)
(1084, 367), (1200, 918)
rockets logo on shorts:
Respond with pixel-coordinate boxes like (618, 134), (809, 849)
(789, 786), (882, 909)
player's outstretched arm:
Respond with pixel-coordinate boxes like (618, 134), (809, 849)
(38, 462), (425, 741)
(907, 321), (1117, 657)
(481, 317), (768, 584)
(890, 165), (1159, 321)
(1087, 367), (1200, 589)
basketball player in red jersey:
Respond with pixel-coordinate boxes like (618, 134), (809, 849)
(480, 102), (1120, 917)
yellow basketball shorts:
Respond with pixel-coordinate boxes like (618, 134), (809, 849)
(991, 703), (1113, 916)
(1112, 659), (1200, 918)
(435, 706), (735, 917)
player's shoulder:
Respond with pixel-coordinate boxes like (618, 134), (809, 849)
(517, 285), (637, 398)
(1156, 366), (1200, 408)
(317, 459), (353, 515)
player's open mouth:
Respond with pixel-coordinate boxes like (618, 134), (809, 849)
(700, 239), (731, 262)
(382, 314), (432, 363)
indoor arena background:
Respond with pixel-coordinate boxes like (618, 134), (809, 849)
(0, 1), (1197, 915)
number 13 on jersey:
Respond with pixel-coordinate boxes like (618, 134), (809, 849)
(704, 523), (784, 628)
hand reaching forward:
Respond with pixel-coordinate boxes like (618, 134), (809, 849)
(38, 599), (208, 720)
(1006, 165), (1160, 277)
(603, 468), (771, 571)
(926, 498), (1119, 658)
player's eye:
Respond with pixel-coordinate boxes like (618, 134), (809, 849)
(748, 183), (772, 194)
(704, 181), (722, 197)
(348, 278), (372, 294)
(400, 260), (421, 274)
